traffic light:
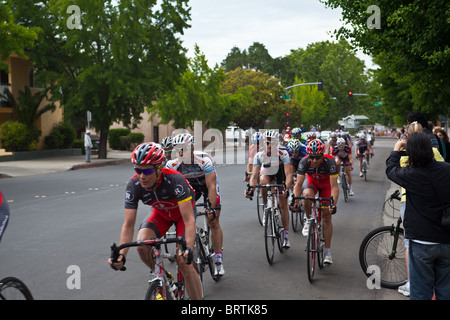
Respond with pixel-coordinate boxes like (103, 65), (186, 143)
(318, 79), (323, 91)
(285, 112), (290, 124)
(348, 91), (353, 100)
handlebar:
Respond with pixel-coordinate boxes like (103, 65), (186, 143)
(110, 236), (186, 271)
(246, 183), (287, 201)
(290, 195), (334, 208)
(389, 190), (401, 201)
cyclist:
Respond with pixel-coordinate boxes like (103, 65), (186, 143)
(0, 191), (10, 243)
(326, 132), (338, 155)
(108, 142), (202, 300)
(245, 132), (263, 182)
(245, 129), (294, 249)
(355, 133), (374, 177)
(291, 127), (302, 141)
(160, 136), (173, 163)
(286, 138), (307, 171)
(167, 133), (225, 279)
(292, 139), (339, 265)
(332, 138), (354, 196)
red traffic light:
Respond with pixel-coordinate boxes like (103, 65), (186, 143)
(286, 113), (290, 117)
(348, 91), (353, 95)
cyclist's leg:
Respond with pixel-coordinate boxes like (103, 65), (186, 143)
(174, 217), (203, 300)
(318, 184), (333, 249)
(357, 154), (363, 175)
(137, 209), (171, 270)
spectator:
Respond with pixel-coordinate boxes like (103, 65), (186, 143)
(407, 110), (444, 157)
(435, 128), (450, 162)
(84, 130), (93, 162)
(386, 132), (450, 300)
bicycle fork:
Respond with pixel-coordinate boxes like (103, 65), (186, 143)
(149, 248), (177, 300)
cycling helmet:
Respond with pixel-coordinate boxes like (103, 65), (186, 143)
(131, 142), (165, 165)
(336, 138), (346, 147)
(306, 139), (325, 155)
(287, 139), (302, 153)
(291, 127), (302, 137)
(172, 133), (194, 149)
(251, 132), (263, 144)
(160, 136), (173, 149)
(307, 132), (316, 140)
(263, 129), (279, 141)
(330, 132), (337, 138)
(359, 133), (366, 140)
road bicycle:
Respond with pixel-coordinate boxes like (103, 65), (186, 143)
(0, 277), (33, 300)
(195, 193), (220, 283)
(359, 190), (408, 289)
(248, 183), (286, 265)
(291, 195), (334, 283)
(110, 236), (192, 300)
(339, 163), (349, 202)
(361, 153), (373, 182)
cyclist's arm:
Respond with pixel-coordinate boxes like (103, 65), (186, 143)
(293, 173), (305, 199)
(205, 171), (218, 209)
(284, 162), (294, 191)
(179, 200), (196, 251)
(330, 175), (339, 205)
(119, 208), (137, 257)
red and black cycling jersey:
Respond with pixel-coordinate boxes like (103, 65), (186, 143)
(125, 168), (195, 213)
(297, 154), (338, 182)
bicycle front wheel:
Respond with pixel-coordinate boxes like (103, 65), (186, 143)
(145, 281), (168, 300)
(341, 173), (348, 202)
(264, 209), (275, 265)
(306, 220), (317, 283)
(256, 188), (264, 226)
(0, 277), (33, 300)
(359, 225), (407, 289)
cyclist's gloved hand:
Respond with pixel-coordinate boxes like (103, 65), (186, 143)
(330, 205), (337, 215)
(206, 208), (217, 220)
(182, 247), (194, 265)
(245, 189), (254, 200)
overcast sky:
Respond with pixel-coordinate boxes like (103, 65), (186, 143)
(180, 0), (375, 70)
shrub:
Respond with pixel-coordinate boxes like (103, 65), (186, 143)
(0, 121), (39, 151)
(128, 132), (144, 147)
(44, 122), (76, 149)
(109, 128), (130, 150)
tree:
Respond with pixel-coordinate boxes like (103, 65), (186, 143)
(149, 45), (253, 131)
(0, 1), (37, 71)
(10, 0), (191, 158)
(322, 0), (450, 121)
(221, 67), (285, 129)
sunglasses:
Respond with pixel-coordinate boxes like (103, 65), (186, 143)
(309, 155), (323, 160)
(134, 166), (159, 175)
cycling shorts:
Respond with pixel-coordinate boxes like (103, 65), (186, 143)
(305, 174), (332, 206)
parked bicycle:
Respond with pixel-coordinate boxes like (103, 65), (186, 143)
(248, 183), (285, 265)
(0, 277), (33, 300)
(110, 236), (193, 300)
(359, 190), (408, 289)
(291, 195), (334, 283)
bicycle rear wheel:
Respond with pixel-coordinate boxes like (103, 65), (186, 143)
(363, 160), (367, 181)
(317, 221), (325, 269)
(0, 277), (33, 300)
(341, 173), (348, 202)
(306, 220), (317, 283)
(359, 225), (407, 289)
(264, 208), (275, 265)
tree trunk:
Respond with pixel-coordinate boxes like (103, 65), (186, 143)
(98, 129), (109, 159)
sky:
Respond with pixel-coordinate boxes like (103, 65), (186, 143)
(180, 0), (375, 70)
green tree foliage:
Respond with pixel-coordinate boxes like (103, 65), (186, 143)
(150, 45), (253, 130)
(10, 0), (191, 158)
(221, 67), (286, 129)
(323, 0), (450, 121)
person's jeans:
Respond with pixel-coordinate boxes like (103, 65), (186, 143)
(85, 147), (91, 162)
(409, 241), (450, 300)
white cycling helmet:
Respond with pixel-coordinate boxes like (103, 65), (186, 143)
(172, 133), (194, 149)
(336, 138), (346, 147)
(263, 129), (279, 141)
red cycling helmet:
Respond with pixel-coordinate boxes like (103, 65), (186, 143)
(131, 142), (165, 165)
(306, 139), (325, 155)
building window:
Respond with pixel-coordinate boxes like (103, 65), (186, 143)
(153, 126), (159, 143)
(29, 67), (44, 88)
(0, 69), (10, 108)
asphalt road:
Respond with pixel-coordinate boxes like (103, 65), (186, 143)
(0, 137), (406, 300)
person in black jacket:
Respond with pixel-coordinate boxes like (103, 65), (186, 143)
(386, 132), (450, 300)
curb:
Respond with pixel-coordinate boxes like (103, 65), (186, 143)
(71, 159), (129, 171)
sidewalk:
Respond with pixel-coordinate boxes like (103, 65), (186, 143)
(0, 150), (131, 178)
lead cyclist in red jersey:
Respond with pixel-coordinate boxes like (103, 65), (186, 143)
(292, 139), (339, 265)
(108, 142), (202, 300)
